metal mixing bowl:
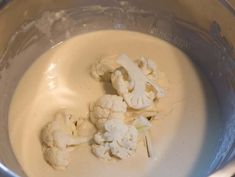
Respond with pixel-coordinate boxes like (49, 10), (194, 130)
(0, 0), (234, 177)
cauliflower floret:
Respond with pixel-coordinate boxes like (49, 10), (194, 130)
(41, 110), (92, 170)
(41, 111), (76, 148)
(92, 119), (138, 160)
(92, 143), (112, 160)
(102, 119), (129, 141)
(110, 68), (133, 96)
(41, 111), (90, 150)
(90, 57), (118, 81)
(111, 55), (165, 109)
(89, 95), (127, 129)
(136, 57), (158, 81)
(76, 121), (96, 137)
(90, 59), (113, 81)
(43, 147), (70, 170)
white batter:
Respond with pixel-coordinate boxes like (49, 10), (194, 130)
(8, 30), (221, 177)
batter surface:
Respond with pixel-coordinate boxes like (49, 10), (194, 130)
(9, 30), (221, 177)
